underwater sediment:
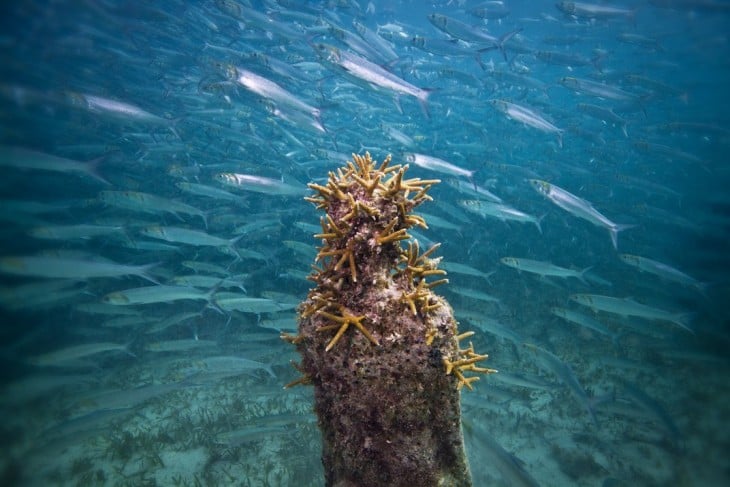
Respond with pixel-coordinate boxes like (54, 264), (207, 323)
(285, 153), (494, 486)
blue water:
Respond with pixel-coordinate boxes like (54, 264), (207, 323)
(0, 0), (728, 485)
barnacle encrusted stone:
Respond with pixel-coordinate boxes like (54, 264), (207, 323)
(288, 153), (494, 487)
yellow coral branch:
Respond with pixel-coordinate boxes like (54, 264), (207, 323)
(377, 228), (410, 244)
(317, 309), (377, 351)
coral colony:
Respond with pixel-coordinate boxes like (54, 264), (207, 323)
(283, 153), (495, 486)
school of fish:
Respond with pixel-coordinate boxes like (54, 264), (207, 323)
(0, 0), (728, 485)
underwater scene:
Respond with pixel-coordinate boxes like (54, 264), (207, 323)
(1, 0), (729, 485)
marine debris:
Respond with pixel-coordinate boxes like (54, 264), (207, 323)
(285, 152), (495, 486)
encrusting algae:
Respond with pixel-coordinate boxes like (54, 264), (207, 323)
(283, 153), (495, 487)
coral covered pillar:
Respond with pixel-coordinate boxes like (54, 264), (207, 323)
(285, 153), (494, 486)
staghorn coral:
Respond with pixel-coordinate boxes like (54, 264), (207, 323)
(285, 153), (495, 487)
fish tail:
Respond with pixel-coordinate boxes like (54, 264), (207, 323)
(694, 281), (710, 297)
(265, 363), (277, 379)
(591, 50), (608, 73)
(205, 281), (226, 315)
(609, 228), (618, 249)
(122, 340), (138, 359)
(229, 233), (245, 249)
(672, 312), (695, 334)
(577, 266), (593, 284)
(315, 111), (328, 133)
(85, 155), (111, 185)
(139, 262), (161, 285)
(609, 223), (637, 249)
(535, 214), (546, 234)
(582, 394), (600, 427)
(468, 170), (478, 192)
(417, 89), (434, 119)
(611, 332), (627, 349)
(168, 116), (185, 140)
(496, 27), (523, 62)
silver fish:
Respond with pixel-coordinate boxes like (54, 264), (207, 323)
(459, 199), (543, 233)
(140, 226), (242, 255)
(213, 295), (284, 313)
(312, 43), (430, 112)
(232, 67), (320, 120)
(29, 342), (131, 367)
(445, 178), (502, 204)
(65, 92), (171, 124)
(449, 286), (502, 305)
(556, 1), (635, 19)
(144, 339), (217, 353)
(28, 224), (124, 241)
(570, 293), (693, 333)
(427, 14), (522, 60)
(550, 307), (617, 341)
(618, 254), (705, 292)
(441, 261), (495, 281)
(560, 77), (638, 102)
(529, 179), (634, 249)
(490, 100), (563, 147)
(0, 146), (108, 184)
(175, 181), (247, 205)
(464, 422), (542, 487)
(622, 380), (682, 445)
(102, 285), (213, 306)
(490, 371), (558, 390)
(184, 355), (276, 379)
(215, 173), (305, 196)
(169, 274), (247, 293)
(524, 343), (597, 425)
(459, 314), (523, 344)
(577, 103), (628, 137)
(98, 191), (207, 228)
(0, 256), (157, 283)
(404, 153), (474, 178)
(500, 257), (590, 282)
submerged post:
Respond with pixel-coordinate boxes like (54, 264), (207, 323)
(284, 153), (494, 486)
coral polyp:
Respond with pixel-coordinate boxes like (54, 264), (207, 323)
(287, 153), (494, 486)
